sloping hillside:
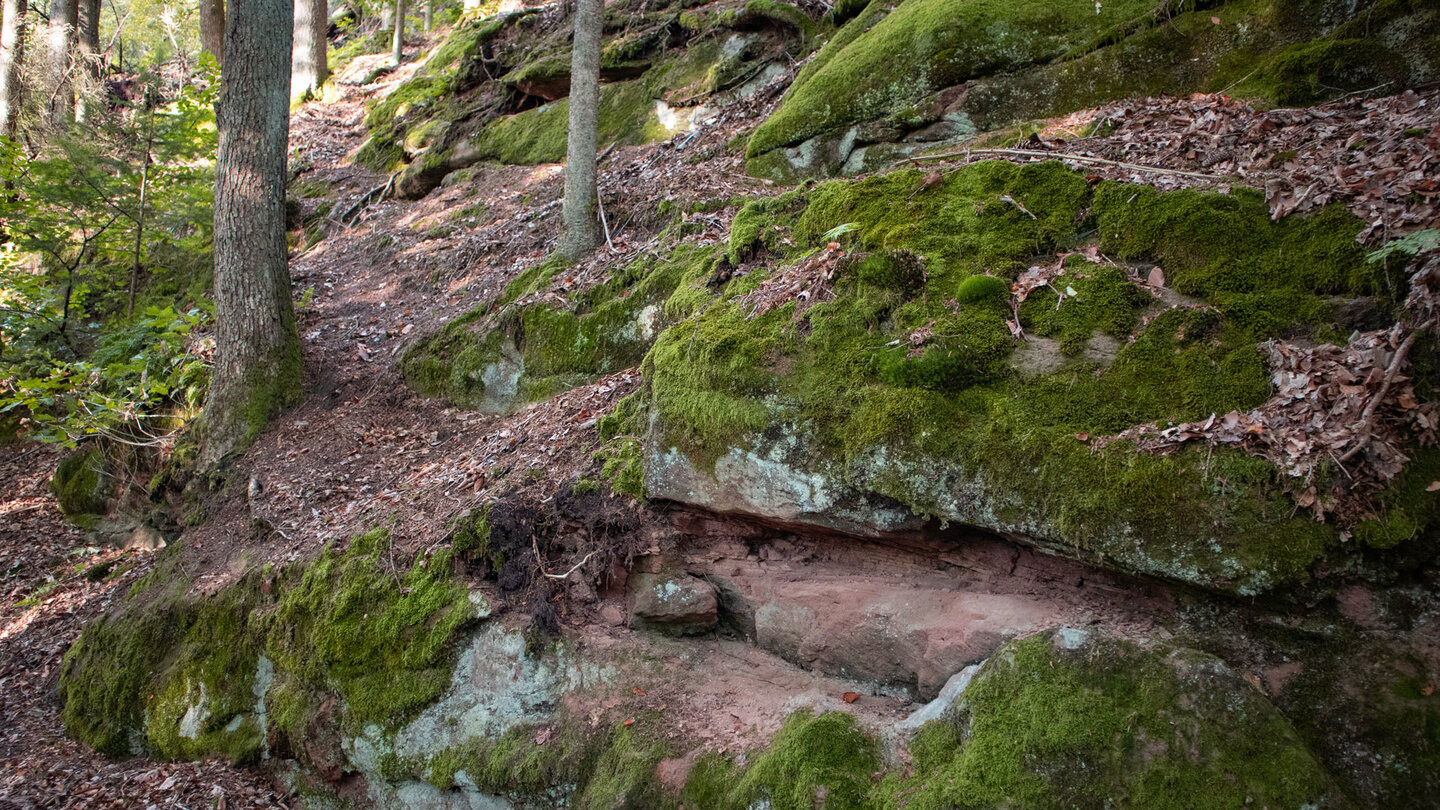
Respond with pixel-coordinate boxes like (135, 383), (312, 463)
(4, 1), (1440, 808)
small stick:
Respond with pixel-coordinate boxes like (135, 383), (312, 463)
(1339, 319), (1432, 463)
(597, 191), (615, 251)
(904, 148), (1230, 182)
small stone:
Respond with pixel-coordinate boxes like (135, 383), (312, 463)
(600, 605), (626, 626)
(629, 573), (717, 636)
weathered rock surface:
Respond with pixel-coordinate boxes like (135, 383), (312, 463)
(628, 572), (718, 636)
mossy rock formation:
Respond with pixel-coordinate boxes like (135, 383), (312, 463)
(58, 531), (482, 761)
(746, 0), (1440, 180)
(625, 161), (1434, 595)
(365, 1), (821, 199)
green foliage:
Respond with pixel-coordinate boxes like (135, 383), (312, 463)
(0, 72), (218, 453)
(2, 306), (210, 446)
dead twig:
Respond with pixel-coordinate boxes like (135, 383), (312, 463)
(906, 147), (1231, 182)
(1339, 319), (1433, 463)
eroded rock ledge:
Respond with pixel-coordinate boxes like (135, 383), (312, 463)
(57, 490), (1440, 809)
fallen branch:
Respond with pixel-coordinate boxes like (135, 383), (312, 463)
(337, 171), (401, 225)
(905, 148), (1231, 182)
(1339, 318), (1433, 464)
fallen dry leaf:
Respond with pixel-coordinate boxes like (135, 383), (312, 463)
(842, 691), (861, 704)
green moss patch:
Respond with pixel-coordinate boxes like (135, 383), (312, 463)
(264, 530), (480, 732)
(879, 631), (1340, 809)
(52, 445), (109, 519)
(59, 531), (481, 760)
(403, 244), (715, 412)
(464, 79), (668, 166)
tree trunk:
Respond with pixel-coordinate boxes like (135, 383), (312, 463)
(391, 0), (405, 66)
(559, 0), (602, 259)
(74, 0), (99, 121)
(0, 0), (25, 137)
(200, 0), (224, 66)
(201, 0), (302, 467)
(46, 0), (78, 128)
(423, 0), (433, 31)
(291, 0), (328, 100)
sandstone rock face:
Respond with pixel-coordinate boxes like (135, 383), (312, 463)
(628, 572), (718, 636)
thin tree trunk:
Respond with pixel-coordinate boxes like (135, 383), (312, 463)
(391, 0), (405, 66)
(200, 0), (224, 66)
(74, 0), (99, 121)
(128, 111), (153, 316)
(202, 0), (302, 467)
(291, 0), (328, 100)
(46, 0), (78, 128)
(559, 0), (602, 259)
(423, 0), (433, 31)
(0, 0), (25, 137)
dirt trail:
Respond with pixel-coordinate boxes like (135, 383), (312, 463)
(0, 30), (786, 806)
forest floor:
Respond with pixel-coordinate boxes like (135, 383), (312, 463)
(2, 20), (1438, 809)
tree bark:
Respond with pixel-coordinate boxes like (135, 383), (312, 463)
(423, 0), (433, 31)
(200, 0), (225, 66)
(559, 0), (602, 259)
(391, 0), (405, 66)
(46, 0), (78, 128)
(291, 0), (328, 100)
(202, 0), (302, 467)
(0, 0), (25, 137)
(74, 0), (99, 122)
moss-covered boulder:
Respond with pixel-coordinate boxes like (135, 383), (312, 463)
(51, 445), (110, 521)
(747, 0), (1440, 180)
(881, 629), (1346, 808)
(58, 531), (483, 761)
(628, 161), (1432, 594)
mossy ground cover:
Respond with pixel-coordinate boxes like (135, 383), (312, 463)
(58, 530), (481, 761)
(414, 715), (675, 809)
(635, 160), (1421, 593)
(873, 632), (1340, 809)
(402, 242), (729, 413)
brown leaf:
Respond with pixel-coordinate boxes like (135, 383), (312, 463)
(1075, 432), (1090, 442)
(632, 687), (646, 697)
(1426, 481), (1440, 492)
(1147, 266), (1165, 288)
(623, 717), (635, 727)
(841, 692), (861, 704)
